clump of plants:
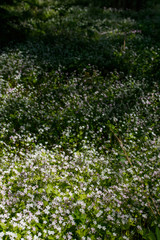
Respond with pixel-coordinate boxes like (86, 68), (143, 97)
(0, 1), (160, 239)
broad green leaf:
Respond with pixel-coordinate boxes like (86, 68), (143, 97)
(16, 233), (22, 240)
(0, 222), (7, 230)
(48, 236), (55, 239)
(46, 184), (53, 194)
(156, 227), (160, 240)
(148, 231), (156, 240)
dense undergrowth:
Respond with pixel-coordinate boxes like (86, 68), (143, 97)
(0, 1), (160, 239)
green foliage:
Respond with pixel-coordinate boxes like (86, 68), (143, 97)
(0, 1), (160, 239)
(142, 227), (160, 240)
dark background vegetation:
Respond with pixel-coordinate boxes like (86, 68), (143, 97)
(0, 0), (160, 46)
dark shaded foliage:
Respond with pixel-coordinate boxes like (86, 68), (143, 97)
(58, 0), (159, 9)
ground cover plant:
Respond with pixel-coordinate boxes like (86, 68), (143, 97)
(0, 0), (160, 239)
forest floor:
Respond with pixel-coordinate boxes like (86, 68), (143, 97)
(0, 2), (160, 239)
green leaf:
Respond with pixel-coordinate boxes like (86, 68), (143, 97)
(48, 236), (55, 239)
(38, 188), (44, 193)
(37, 223), (43, 229)
(0, 222), (7, 230)
(16, 233), (22, 240)
(46, 184), (53, 194)
(156, 227), (160, 240)
(148, 231), (156, 240)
